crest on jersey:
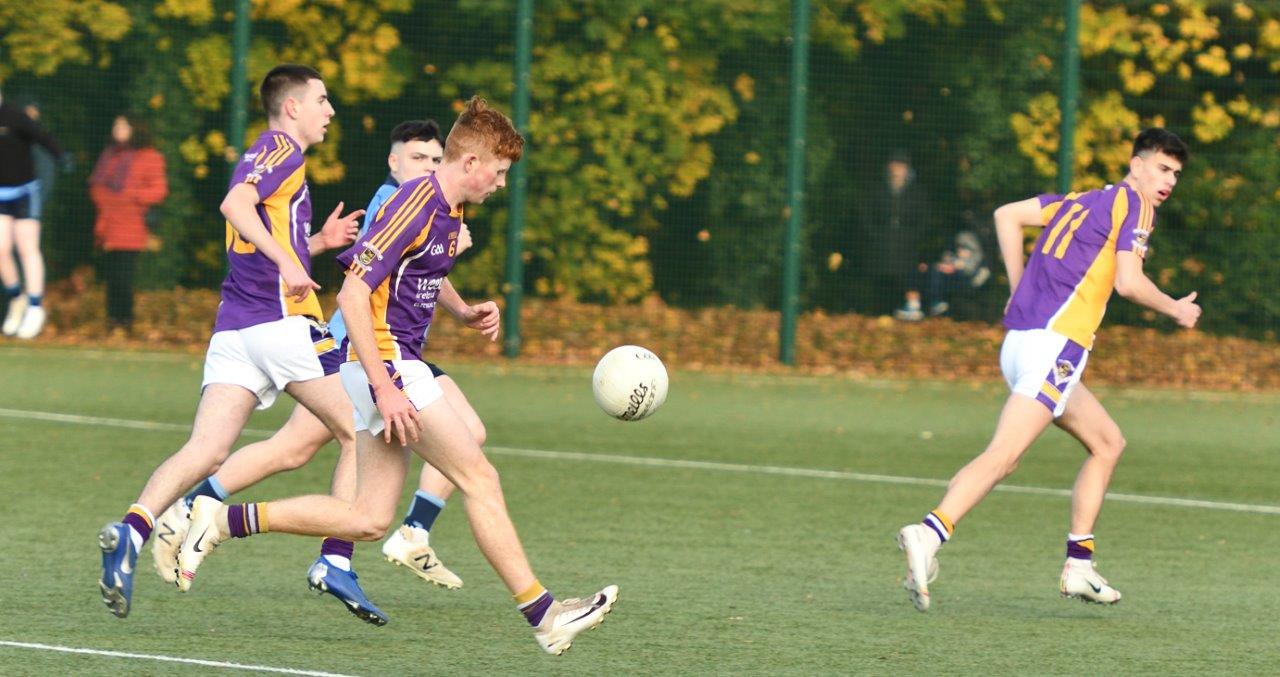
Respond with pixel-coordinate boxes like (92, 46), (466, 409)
(1054, 359), (1075, 384)
(354, 242), (383, 271)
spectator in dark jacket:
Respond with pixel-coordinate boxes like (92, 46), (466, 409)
(89, 114), (168, 333)
(857, 149), (936, 317)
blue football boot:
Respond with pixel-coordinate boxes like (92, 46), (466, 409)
(307, 558), (388, 626)
(99, 522), (138, 618)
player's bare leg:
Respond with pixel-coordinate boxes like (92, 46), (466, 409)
(936, 395), (1054, 522)
(383, 375), (474, 588)
(221, 404), (335, 491)
(99, 384), (257, 617)
(137, 385), (260, 515)
(153, 402), (334, 583)
(180, 393), (615, 652)
(1053, 383), (1125, 604)
(899, 394), (1053, 611)
(0, 214), (24, 335)
(283, 374), (390, 624)
(12, 219), (45, 338)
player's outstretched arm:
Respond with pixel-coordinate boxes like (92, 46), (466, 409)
(221, 183), (319, 301)
(336, 273), (422, 444)
(309, 201), (364, 255)
(1114, 251), (1201, 328)
(993, 197), (1045, 294)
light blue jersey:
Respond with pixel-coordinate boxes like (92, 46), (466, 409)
(328, 176), (398, 343)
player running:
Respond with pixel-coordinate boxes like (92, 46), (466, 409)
(897, 128), (1201, 611)
(151, 120), (489, 604)
(176, 97), (616, 655)
(97, 65), (364, 619)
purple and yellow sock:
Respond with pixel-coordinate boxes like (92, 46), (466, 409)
(516, 580), (554, 627)
(122, 504), (154, 546)
(226, 502), (268, 538)
(922, 509), (954, 544)
(1066, 533), (1095, 561)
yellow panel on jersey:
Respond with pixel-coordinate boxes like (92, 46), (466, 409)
(260, 165), (324, 321)
(1047, 190), (1129, 348)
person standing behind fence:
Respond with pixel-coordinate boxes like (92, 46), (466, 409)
(89, 114), (168, 334)
(857, 149), (936, 317)
(0, 87), (70, 339)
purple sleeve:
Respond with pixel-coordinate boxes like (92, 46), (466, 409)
(230, 134), (303, 202)
(1116, 189), (1155, 259)
(336, 183), (430, 289)
(1037, 193), (1065, 225)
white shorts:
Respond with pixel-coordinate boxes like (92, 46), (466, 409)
(202, 315), (334, 410)
(1000, 329), (1090, 418)
(339, 359), (444, 436)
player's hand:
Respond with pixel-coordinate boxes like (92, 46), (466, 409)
(281, 261), (321, 302)
(463, 301), (500, 342)
(318, 202), (364, 250)
(1172, 291), (1201, 329)
(457, 222), (473, 256)
(374, 382), (421, 446)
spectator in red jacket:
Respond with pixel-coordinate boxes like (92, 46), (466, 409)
(89, 114), (168, 333)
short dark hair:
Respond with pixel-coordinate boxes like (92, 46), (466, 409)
(1132, 128), (1188, 164)
(259, 64), (323, 118)
(389, 120), (441, 146)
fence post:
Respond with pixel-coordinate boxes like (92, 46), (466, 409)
(505, 0), (534, 358)
(780, 0), (811, 366)
(1058, 0), (1081, 194)
(228, 0), (251, 160)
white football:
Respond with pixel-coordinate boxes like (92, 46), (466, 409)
(592, 345), (669, 421)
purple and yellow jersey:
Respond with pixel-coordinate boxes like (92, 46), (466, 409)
(335, 173), (462, 362)
(1004, 182), (1155, 349)
(213, 130), (318, 333)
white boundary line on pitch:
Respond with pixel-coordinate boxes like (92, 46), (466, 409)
(0, 640), (358, 676)
(1, 406), (1277, 517)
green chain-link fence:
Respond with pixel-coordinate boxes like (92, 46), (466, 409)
(1, 1), (1275, 353)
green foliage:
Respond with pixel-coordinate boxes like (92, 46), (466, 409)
(2, 0), (1277, 337)
(0, 0), (131, 80)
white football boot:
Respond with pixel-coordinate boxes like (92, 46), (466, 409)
(2, 295), (27, 335)
(533, 585), (618, 655)
(15, 305), (45, 339)
(897, 524), (941, 612)
(1060, 559), (1122, 604)
(152, 499), (192, 584)
(382, 525), (463, 589)
(176, 496), (228, 592)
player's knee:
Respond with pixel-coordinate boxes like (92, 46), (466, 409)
(458, 458), (501, 497)
(179, 440), (231, 475)
(998, 457), (1021, 477)
(472, 422), (487, 447)
(350, 510), (393, 541)
(1094, 433), (1126, 464)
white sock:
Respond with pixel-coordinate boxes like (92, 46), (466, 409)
(127, 526), (144, 551)
(323, 554), (352, 571)
(1067, 532), (1093, 542)
(1066, 556), (1093, 566)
